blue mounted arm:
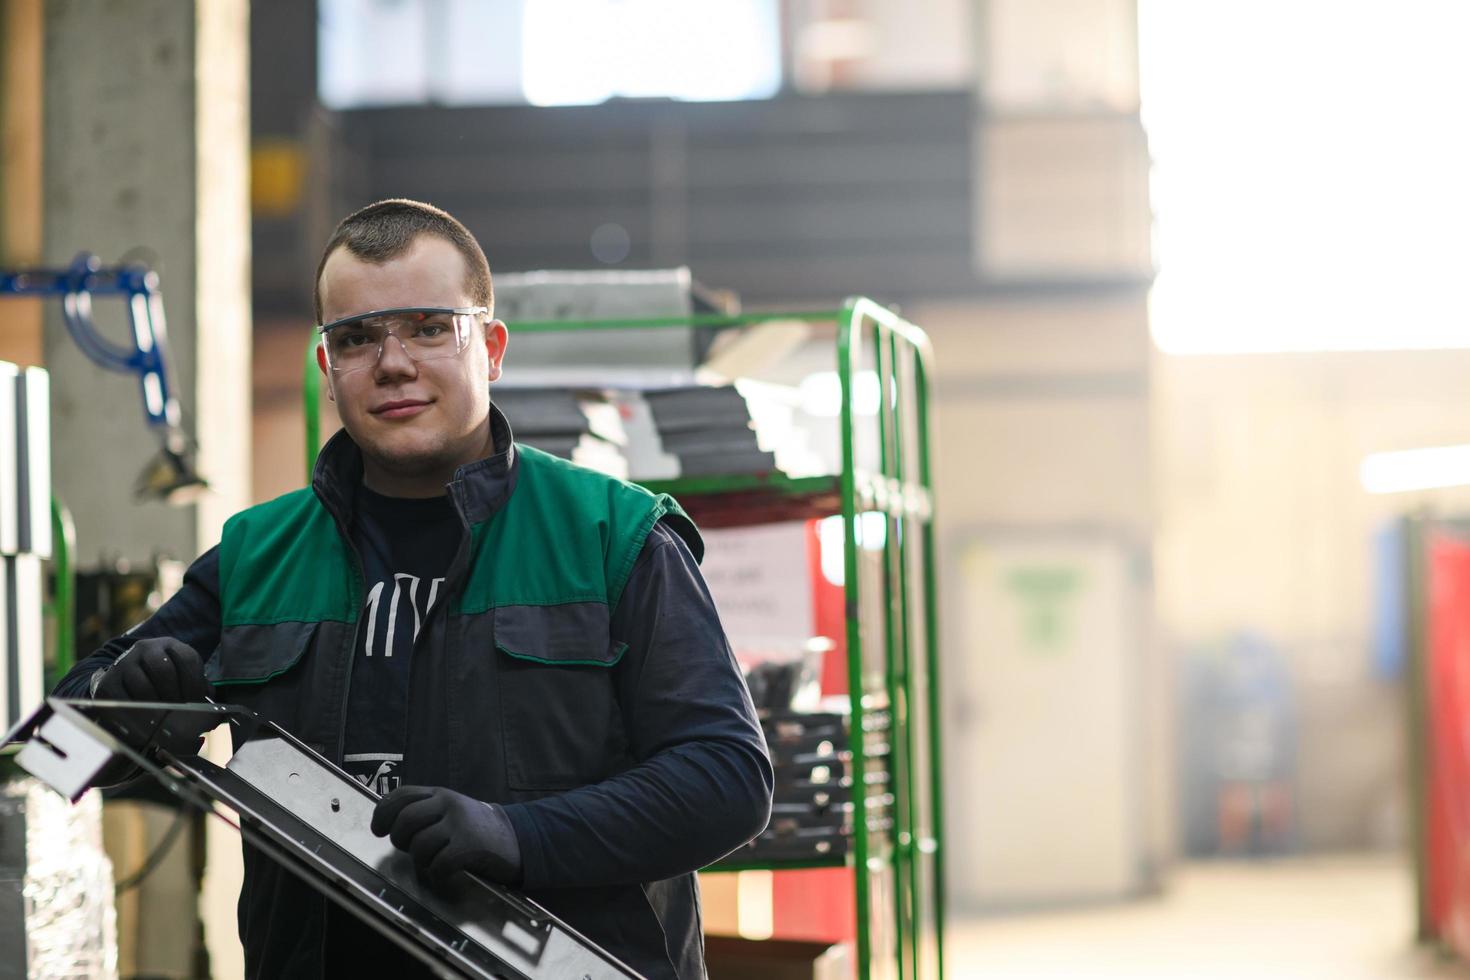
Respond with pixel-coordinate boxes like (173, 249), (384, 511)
(0, 252), (205, 502)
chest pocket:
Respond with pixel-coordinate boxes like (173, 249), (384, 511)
(494, 603), (627, 791)
(206, 621), (324, 737)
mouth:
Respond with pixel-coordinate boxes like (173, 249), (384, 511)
(370, 399), (432, 420)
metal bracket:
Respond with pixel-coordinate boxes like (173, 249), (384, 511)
(3, 699), (640, 980)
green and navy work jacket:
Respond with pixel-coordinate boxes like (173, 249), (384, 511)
(210, 422), (700, 782)
(52, 407), (774, 980)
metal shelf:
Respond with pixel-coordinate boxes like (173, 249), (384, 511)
(638, 473), (842, 529)
(703, 855), (849, 874)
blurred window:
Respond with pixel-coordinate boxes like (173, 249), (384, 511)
(318, 0), (781, 108)
(523, 0), (781, 105)
(1142, 0), (1470, 353)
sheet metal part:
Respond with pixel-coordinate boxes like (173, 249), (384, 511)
(223, 735), (629, 979)
(4, 699), (641, 980)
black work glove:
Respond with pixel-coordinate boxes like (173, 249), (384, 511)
(92, 637), (213, 703)
(371, 786), (523, 889)
(87, 637), (213, 779)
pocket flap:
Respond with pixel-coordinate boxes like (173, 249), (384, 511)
(208, 621), (319, 685)
(494, 603), (625, 667)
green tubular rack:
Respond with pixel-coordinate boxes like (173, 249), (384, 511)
(304, 298), (944, 979)
(836, 299), (943, 980)
(45, 497), (77, 689)
(304, 336), (322, 479)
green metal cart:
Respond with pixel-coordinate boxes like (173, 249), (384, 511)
(305, 297), (945, 980)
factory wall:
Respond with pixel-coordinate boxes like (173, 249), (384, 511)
(906, 291), (1163, 906)
(1155, 349), (1470, 850)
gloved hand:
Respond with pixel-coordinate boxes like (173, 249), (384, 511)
(92, 637), (213, 703)
(371, 786), (523, 889)
(87, 637), (213, 778)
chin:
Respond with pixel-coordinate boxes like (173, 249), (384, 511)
(370, 440), (452, 473)
(346, 423), (435, 462)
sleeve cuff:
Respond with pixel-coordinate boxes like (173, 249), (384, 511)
(500, 802), (549, 890)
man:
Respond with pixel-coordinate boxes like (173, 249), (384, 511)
(53, 198), (774, 979)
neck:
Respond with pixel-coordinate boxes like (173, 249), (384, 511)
(359, 422), (496, 499)
(360, 466), (453, 499)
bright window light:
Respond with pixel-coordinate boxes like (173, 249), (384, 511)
(1140, 1), (1470, 354)
(319, 0), (431, 108)
(817, 512), (890, 586)
(320, 0), (777, 108)
(1360, 445), (1470, 494)
(522, 0), (781, 106)
(798, 371), (881, 418)
(818, 515), (846, 585)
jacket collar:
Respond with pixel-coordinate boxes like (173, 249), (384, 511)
(311, 403), (519, 526)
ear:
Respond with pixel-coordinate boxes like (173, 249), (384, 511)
(482, 319), (508, 383)
(315, 341), (336, 403)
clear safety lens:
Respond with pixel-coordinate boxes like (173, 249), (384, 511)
(322, 310), (475, 373)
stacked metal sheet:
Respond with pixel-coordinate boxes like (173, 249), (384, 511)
(492, 387), (629, 479)
(0, 362), (49, 735)
(496, 383), (795, 483)
(489, 269), (824, 483)
(609, 389), (680, 481)
(494, 268), (720, 389)
(714, 709), (893, 866)
(641, 385), (776, 478)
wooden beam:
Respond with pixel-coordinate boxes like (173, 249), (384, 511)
(0, 0), (43, 367)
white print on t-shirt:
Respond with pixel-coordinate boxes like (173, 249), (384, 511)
(344, 752), (402, 795)
(361, 573), (445, 657)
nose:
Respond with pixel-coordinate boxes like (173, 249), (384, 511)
(372, 330), (419, 382)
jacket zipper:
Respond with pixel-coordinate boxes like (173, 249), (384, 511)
(317, 499), (367, 978)
(325, 476), (479, 769)
(417, 484), (475, 641)
(328, 507), (370, 767)
(309, 445), (497, 976)
(400, 482), (476, 779)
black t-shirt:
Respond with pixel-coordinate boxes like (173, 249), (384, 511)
(330, 486), (463, 977)
(340, 485), (462, 794)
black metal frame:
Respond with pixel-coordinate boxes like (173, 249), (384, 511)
(4, 699), (641, 980)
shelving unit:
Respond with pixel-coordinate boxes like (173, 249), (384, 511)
(640, 473), (842, 529)
(304, 297), (943, 979)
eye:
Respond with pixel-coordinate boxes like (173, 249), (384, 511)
(417, 322), (448, 338)
(339, 331), (374, 348)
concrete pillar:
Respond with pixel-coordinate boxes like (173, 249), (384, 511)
(41, 0), (251, 567)
(940, 0), (1167, 907)
(42, 11), (250, 973)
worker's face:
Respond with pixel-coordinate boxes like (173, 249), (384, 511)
(316, 235), (508, 482)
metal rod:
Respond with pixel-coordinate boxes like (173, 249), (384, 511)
(506, 310), (840, 334)
(872, 317), (909, 977)
(304, 335), (321, 479)
(914, 342), (946, 980)
(889, 329), (920, 980)
(48, 497), (77, 686)
(836, 299), (873, 977)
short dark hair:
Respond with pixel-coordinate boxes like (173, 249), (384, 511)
(313, 198), (493, 323)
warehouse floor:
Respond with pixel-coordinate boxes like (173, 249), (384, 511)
(947, 854), (1470, 978)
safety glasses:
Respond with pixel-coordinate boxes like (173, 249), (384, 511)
(317, 306), (486, 375)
